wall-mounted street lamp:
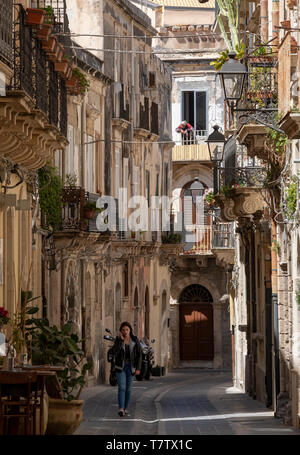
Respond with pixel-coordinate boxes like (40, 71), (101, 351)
(206, 125), (226, 164)
(189, 177), (205, 203)
(218, 53), (247, 106)
(218, 52), (284, 133)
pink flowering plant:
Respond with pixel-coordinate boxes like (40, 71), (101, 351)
(0, 307), (9, 328)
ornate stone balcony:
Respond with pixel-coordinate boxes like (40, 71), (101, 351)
(215, 167), (267, 221)
(0, 4), (68, 170)
(278, 111), (300, 139)
(236, 123), (266, 159)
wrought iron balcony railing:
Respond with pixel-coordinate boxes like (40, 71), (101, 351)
(0, 0), (13, 65)
(9, 4), (67, 136)
(30, 0), (67, 33)
(183, 222), (235, 255)
(218, 166), (268, 190)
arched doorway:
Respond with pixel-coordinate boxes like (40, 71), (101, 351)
(179, 284), (214, 361)
(133, 287), (139, 336)
(144, 286), (150, 339)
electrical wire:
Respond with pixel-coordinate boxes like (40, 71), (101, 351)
(64, 45), (226, 55)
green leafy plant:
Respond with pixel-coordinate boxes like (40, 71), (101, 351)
(73, 68), (90, 92)
(266, 128), (288, 155)
(26, 318), (92, 401)
(9, 290), (40, 358)
(161, 233), (182, 244)
(65, 173), (78, 188)
(84, 201), (103, 212)
(211, 43), (245, 70)
(38, 165), (63, 232)
(270, 239), (280, 254)
(43, 6), (54, 24)
(296, 282), (300, 311)
(219, 184), (235, 197)
(285, 176), (298, 219)
(205, 191), (215, 204)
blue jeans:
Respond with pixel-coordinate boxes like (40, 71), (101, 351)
(116, 362), (134, 409)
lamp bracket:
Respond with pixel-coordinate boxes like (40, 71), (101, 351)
(233, 108), (285, 134)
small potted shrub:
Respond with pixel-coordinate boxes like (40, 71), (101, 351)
(83, 201), (102, 220)
(36, 6), (54, 40)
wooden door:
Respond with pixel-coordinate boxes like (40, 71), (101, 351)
(179, 303), (214, 360)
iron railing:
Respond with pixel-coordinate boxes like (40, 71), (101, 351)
(183, 222), (235, 255)
(0, 0), (13, 65)
(30, 0), (67, 33)
(9, 4), (67, 137)
(174, 129), (208, 145)
(218, 166), (268, 190)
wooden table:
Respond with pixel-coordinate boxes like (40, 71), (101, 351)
(0, 368), (56, 434)
(20, 366), (59, 434)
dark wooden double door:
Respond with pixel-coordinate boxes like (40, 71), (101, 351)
(179, 303), (214, 360)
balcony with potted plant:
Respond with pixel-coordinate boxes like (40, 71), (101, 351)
(0, 4), (68, 170)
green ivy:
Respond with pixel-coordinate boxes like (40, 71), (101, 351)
(205, 191), (215, 204)
(286, 176), (298, 219)
(38, 165), (63, 232)
(73, 67), (90, 92)
(219, 185), (235, 198)
(162, 233), (182, 244)
(266, 128), (288, 155)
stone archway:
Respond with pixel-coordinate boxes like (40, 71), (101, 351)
(179, 284), (214, 361)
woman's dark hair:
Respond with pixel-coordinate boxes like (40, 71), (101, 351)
(119, 321), (133, 337)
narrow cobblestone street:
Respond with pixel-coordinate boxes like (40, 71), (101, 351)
(75, 370), (300, 436)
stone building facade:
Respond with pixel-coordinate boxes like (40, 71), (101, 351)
(134, 1), (233, 371)
(0, 0), (68, 355)
(215, 0), (300, 429)
(42, 0), (175, 385)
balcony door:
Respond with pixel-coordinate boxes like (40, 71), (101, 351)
(181, 91), (207, 132)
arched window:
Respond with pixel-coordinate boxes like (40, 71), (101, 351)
(179, 284), (213, 303)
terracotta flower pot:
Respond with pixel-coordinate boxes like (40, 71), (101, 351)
(64, 65), (73, 80)
(26, 8), (45, 27)
(66, 76), (81, 94)
(46, 398), (83, 435)
(83, 208), (96, 219)
(54, 61), (69, 76)
(37, 23), (52, 41)
(281, 20), (291, 29)
(42, 36), (57, 53)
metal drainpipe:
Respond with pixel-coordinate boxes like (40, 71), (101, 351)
(81, 259), (86, 354)
(271, 216), (280, 411)
(261, 0), (268, 44)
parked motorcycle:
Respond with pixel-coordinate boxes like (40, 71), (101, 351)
(103, 328), (117, 386)
(136, 337), (155, 381)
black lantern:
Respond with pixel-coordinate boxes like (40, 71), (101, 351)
(206, 125), (226, 163)
(190, 177), (204, 203)
(218, 52), (247, 104)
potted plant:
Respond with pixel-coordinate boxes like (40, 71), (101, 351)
(72, 67), (90, 93)
(36, 7), (54, 41)
(25, 318), (92, 435)
(26, 8), (45, 27)
(205, 191), (215, 206)
(83, 201), (102, 220)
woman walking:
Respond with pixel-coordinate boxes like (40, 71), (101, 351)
(112, 322), (142, 416)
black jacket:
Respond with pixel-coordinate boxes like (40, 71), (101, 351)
(112, 335), (142, 374)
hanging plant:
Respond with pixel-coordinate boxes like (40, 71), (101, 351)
(72, 68), (90, 92)
(285, 176), (298, 219)
(38, 165), (63, 232)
